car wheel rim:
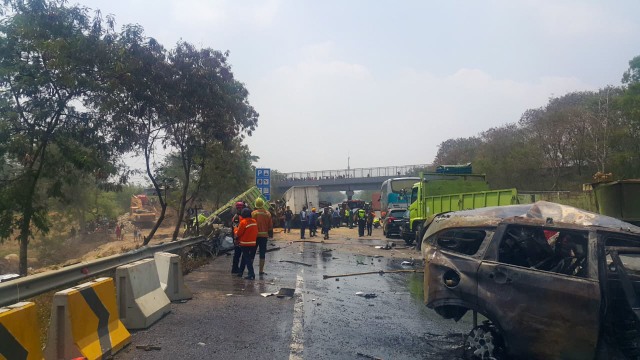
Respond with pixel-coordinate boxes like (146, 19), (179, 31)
(466, 326), (497, 359)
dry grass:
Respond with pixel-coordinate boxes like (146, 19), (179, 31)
(33, 291), (54, 348)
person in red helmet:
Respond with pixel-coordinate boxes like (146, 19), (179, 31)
(231, 201), (246, 274)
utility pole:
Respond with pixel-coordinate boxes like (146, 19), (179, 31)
(346, 155), (353, 200)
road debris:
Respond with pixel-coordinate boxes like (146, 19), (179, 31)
(291, 240), (325, 244)
(279, 260), (312, 267)
(136, 345), (161, 351)
(401, 260), (415, 266)
(197, 342), (206, 347)
(265, 247), (281, 253)
(356, 352), (383, 359)
(261, 288), (295, 298)
(323, 269), (424, 279)
(374, 243), (396, 250)
(356, 292), (377, 299)
(277, 288), (295, 298)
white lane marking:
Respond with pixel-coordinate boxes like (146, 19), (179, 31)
(289, 268), (305, 360)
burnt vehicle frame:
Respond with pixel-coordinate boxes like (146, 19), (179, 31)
(420, 201), (640, 359)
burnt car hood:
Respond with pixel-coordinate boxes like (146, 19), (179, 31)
(424, 201), (640, 241)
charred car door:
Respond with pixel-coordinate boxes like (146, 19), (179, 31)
(601, 233), (640, 357)
(477, 224), (601, 359)
(424, 227), (493, 320)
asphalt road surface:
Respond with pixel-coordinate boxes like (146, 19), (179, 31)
(115, 227), (474, 360)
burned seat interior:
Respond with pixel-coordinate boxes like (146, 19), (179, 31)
(498, 225), (588, 278)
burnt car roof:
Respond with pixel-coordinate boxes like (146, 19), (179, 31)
(427, 201), (640, 236)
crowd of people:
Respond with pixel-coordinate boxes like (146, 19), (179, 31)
(228, 198), (379, 279)
(295, 205), (377, 240)
(231, 198), (274, 280)
(114, 223), (143, 242)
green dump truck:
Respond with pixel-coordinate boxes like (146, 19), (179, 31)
(402, 166), (521, 248)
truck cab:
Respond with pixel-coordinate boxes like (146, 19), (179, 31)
(405, 168), (489, 247)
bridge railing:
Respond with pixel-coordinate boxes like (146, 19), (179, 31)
(273, 164), (432, 182)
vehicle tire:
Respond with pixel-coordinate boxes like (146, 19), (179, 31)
(464, 323), (505, 360)
(414, 224), (422, 251)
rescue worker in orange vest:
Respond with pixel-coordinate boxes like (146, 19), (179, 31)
(252, 198), (273, 276)
(231, 201), (246, 274)
(235, 207), (258, 280)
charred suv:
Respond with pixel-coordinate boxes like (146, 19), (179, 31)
(420, 201), (640, 359)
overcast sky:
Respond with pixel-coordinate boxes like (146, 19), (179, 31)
(78, 0), (640, 174)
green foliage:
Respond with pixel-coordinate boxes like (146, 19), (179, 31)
(434, 137), (482, 166)
(157, 139), (257, 211)
(432, 76), (640, 191)
(0, 0), (127, 274)
(622, 55), (640, 85)
(113, 185), (145, 211)
(0, 0), (261, 260)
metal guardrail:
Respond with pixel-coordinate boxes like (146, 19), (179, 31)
(0, 236), (207, 307)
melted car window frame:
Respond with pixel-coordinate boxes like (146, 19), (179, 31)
(429, 228), (490, 256)
(497, 225), (589, 278)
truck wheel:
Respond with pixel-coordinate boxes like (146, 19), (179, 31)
(415, 224), (422, 251)
(403, 232), (414, 245)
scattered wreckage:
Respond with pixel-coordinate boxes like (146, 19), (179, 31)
(420, 201), (640, 359)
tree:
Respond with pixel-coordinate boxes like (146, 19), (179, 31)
(474, 124), (542, 190)
(163, 42), (258, 241)
(94, 24), (172, 245)
(581, 87), (625, 174)
(196, 140), (256, 209)
(519, 100), (581, 190)
(433, 137), (482, 166)
(618, 55), (640, 176)
(0, 0), (125, 274)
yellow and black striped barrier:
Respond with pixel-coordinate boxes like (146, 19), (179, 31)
(44, 277), (130, 360)
(0, 301), (42, 360)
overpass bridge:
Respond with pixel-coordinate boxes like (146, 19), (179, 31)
(272, 164), (431, 196)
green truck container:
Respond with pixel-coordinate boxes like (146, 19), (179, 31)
(592, 180), (640, 226)
(405, 171), (520, 248)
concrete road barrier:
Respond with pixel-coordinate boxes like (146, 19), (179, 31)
(0, 301), (42, 360)
(154, 252), (192, 301)
(116, 258), (171, 329)
(44, 277), (130, 360)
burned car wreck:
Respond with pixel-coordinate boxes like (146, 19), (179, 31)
(420, 201), (640, 359)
